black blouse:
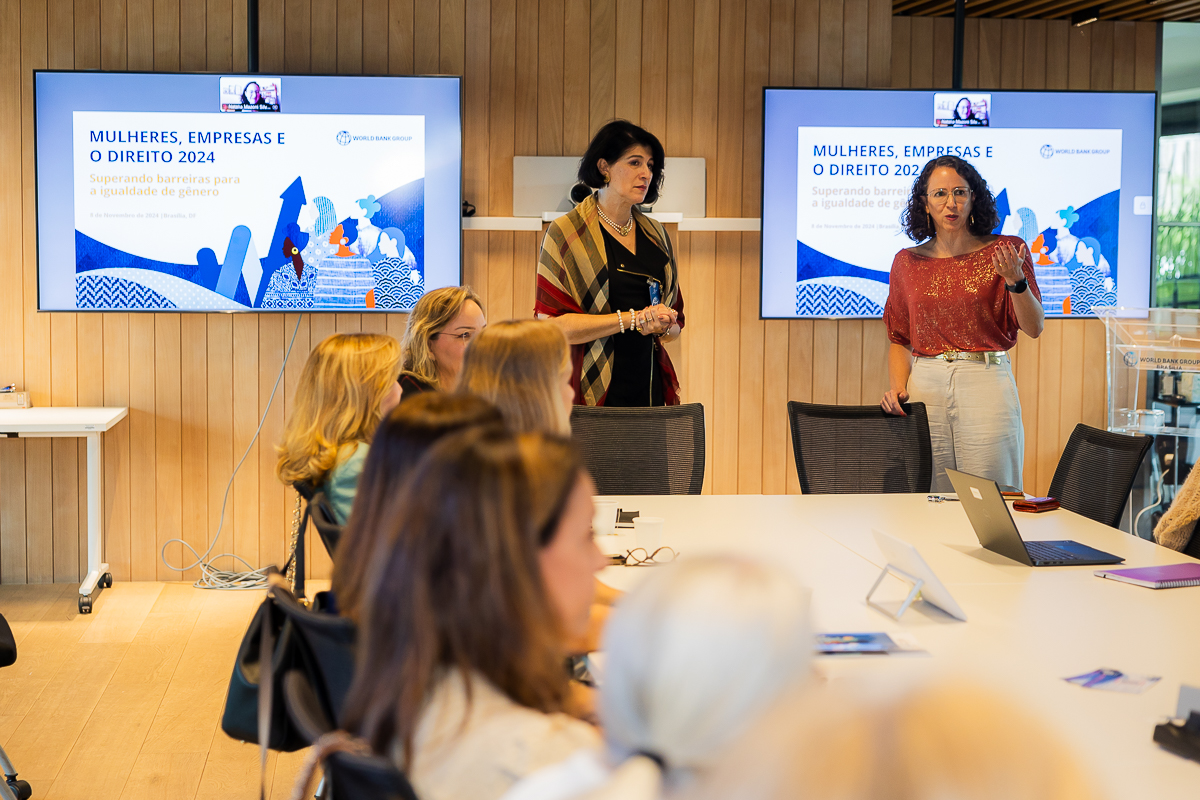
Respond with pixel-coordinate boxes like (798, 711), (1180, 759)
(601, 225), (669, 407)
(398, 372), (435, 400)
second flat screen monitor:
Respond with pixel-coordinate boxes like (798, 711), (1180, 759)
(760, 88), (1156, 319)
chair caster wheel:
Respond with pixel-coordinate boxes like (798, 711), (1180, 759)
(8, 778), (31, 800)
(100, 573), (112, 588)
(79, 596), (92, 614)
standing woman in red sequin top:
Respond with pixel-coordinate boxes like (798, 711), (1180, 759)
(881, 156), (1044, 493)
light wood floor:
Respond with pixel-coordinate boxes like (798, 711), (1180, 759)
(0, 581), (328, 800)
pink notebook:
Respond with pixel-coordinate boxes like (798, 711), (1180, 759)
(1094, 563), (1200, 589)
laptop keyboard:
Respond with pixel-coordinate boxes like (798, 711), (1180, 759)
(1024, 541), (1079, 564)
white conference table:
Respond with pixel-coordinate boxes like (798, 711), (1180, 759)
(0, 407), (128, 612)
(596, 494), (1200, 797)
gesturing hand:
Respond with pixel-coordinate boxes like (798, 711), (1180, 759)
(992, 241), (1028, 286)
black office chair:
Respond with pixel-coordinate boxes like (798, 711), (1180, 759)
(288, 482), (344, 600)
(787, 401), (933, 494)
(0, 615), (32, 800)
(1048, 424), (1153, 529)
(308, 490), (344, 557)
(569, 403), (706, 495)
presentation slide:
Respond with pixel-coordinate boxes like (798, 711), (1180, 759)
(36, 72), (462, 312)
(761, 90), (1157, 319)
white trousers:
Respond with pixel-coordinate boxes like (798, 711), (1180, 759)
(907, 356), (1024, 494)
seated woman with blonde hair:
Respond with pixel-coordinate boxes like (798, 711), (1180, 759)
(687, 681), (1100, 800)
(341, 428), (609, 800)
(458, 318), (619, 626)
(398, 285), (486, 395)
(457, 318), (574, 436)
(276, 332), (402, 523)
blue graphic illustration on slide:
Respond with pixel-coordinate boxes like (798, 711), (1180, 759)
(794, 239), (888, 317)
(74, 175), (426, 311)
(77, 274), (177, 309)
(1019, 191), (1119, 315)
(795, 189), (1119, 317)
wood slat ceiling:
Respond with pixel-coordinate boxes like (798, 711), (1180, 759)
(895, 0), (1200, 22)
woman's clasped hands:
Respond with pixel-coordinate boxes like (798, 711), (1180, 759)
(632, 303), (677, 336)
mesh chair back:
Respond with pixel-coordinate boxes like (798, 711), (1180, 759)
(308, 490), (343, 557)
(569, 403), (706, 495)
(787, 401), (933, 494)
(326, 750), (420, 800)
(1047, 424), (1153, 528)
(270, 587), (357, 730)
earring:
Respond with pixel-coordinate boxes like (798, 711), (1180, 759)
(970, 213), (975, 225)
(603, 174), (610, 185)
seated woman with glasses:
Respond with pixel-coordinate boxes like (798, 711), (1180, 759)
(398, 286), (487, 396)
(881, 155), (1043, 493)
(341, 429), (608, 800)
(276, 333), (403, 523)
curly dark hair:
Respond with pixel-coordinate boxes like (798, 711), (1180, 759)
(900, 155), (999, 242)
(577, 120), (666, 205)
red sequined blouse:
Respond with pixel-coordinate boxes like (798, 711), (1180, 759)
(883, 235), (1041, 357)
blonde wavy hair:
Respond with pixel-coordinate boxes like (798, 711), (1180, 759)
(457, 319), (572, 436)
(276, 333), (402, 487)
(689, 681), (1099, 800)
(399, 286), (484, 390)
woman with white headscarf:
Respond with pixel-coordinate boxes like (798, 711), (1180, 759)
(500, 556), (812, 800)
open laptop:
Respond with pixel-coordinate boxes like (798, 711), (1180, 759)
(945, 469), (1123, 567)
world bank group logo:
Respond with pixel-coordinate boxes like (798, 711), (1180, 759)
(1040, 144), (1054, 159)
(336, 131), (352, 146)
(1123, 350), (1140, 368)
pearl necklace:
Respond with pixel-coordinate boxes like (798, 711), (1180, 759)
(597, 205), (635, 237)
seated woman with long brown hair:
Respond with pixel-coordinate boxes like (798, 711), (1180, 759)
(332, 392), (504, 622)
(276, 333), (402, 523)
(341, 428), (608, 800)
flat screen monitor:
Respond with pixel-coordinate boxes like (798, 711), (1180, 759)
(761, 88), (1157, 319)
(35, 70), (462, 312)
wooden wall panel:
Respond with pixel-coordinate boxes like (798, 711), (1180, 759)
(0, 6), (1157, 582)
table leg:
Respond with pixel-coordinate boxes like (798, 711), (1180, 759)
(78, 432), (111, 614)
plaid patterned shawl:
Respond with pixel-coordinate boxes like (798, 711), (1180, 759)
(536, 193), (685, 406)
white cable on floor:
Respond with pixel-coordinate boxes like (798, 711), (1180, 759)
(160, 313), (305, 589)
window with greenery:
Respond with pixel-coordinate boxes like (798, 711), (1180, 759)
(1157, 134), (1200, 308)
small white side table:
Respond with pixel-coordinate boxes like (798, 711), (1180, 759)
(0, 407), (129, 612)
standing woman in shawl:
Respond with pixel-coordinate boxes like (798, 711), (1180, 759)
(536, 121), (685, 407)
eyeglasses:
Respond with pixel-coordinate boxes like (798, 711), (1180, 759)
(926, 187), (972, 205)
(433, 330), (475, 342)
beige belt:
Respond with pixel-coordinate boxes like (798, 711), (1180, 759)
(918, 350), (1007, 365)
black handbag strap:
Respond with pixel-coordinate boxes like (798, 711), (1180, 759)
(258, 571), (289, 799)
